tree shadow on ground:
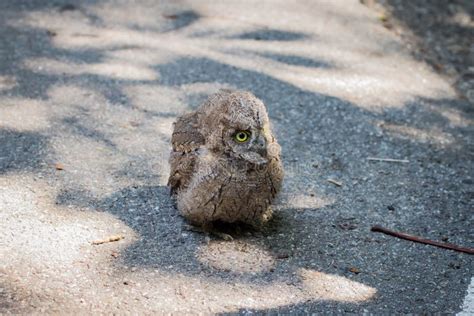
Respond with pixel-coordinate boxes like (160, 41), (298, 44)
(0, 129), (49, 174)
(257, 52), (333, 69)
(161, 10), (200, 33)
(370, 0), (474, 101)
(234, 29), (310, 41)
(51, 56), (473, 313)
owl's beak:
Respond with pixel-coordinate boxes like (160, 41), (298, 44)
(254, 135), (267, 157)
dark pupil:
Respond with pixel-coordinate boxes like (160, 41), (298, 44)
(238, 132), (246, 140)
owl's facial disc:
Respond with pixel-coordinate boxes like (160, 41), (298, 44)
(251, 133), (267, 157)
(229, 129), (268, 165)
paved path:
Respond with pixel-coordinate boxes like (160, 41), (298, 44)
(459, 277), (474, 315)
(0, 0), (472, 314)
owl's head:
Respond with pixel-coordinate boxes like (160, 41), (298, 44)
(201, 90), (279, 165)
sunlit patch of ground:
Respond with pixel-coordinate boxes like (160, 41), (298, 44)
(381, 123), (455, 146)
(24, 58), (158, 81)
(0, 98), (51, 131)
(299, 269), (376, 303)
(280, 193), (335, 210)
(197, 240), (276, 274)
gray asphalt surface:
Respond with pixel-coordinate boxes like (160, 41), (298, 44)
(0, 0), (473, 314)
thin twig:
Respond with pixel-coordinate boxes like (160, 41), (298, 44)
(91, 235), (124, 245)
(327, 179), (343, 187)
(367, 157), (409, 163)
(371, 226), (474, 255)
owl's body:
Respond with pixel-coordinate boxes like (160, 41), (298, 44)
(168, 89), (283, 227)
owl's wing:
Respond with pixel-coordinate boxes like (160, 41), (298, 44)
(168, 112), (205, 193)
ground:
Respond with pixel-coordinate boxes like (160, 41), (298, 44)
(0, 0), (473, 314)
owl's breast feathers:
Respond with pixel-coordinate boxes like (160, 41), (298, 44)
(168, 112), (205, 194)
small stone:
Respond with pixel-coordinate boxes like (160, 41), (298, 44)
(349, 267), (361, 274)
(276, 253), (290, 259)
(448, 262), (461, 269)
(59, 4), (77, 12)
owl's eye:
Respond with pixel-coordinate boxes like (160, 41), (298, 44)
(234, 130), (251, 143)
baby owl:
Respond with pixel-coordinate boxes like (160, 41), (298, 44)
(168, 89), (284, 228)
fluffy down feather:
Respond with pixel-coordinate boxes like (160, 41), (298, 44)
(168, 89), (283, 227)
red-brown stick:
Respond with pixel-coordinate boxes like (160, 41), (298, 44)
(371, 225), (474, 255)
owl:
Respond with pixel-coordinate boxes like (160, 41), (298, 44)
(168, 89), (284, 231)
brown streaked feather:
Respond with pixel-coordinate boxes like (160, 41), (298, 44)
(168, 112), (205, 193)
(171, 112), (204, 152)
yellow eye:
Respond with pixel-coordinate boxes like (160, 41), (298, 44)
(234, 130), (250, 143)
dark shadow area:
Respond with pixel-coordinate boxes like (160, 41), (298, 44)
(162, 10), (200, 32)
(367, 0), (474, 102)
(258, 52), (332, 69)
(111, 159), (163, 182)
(0, 284), (16, 313)
(0, 2), (159, 108)
(0, 0), (98, 11)
(183, 91), (215, 110)
(0, 129), (48, 174)
(0, 15), (103, 101)
(235, 29), (309, 41)
(129, 10), (200, 32)
(98, 186), (201, 268)
(0, 281), (29, 314)
(61, 117), (117, 149)
(219, 302), (365, 315)
(54, 2), (102, 25)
